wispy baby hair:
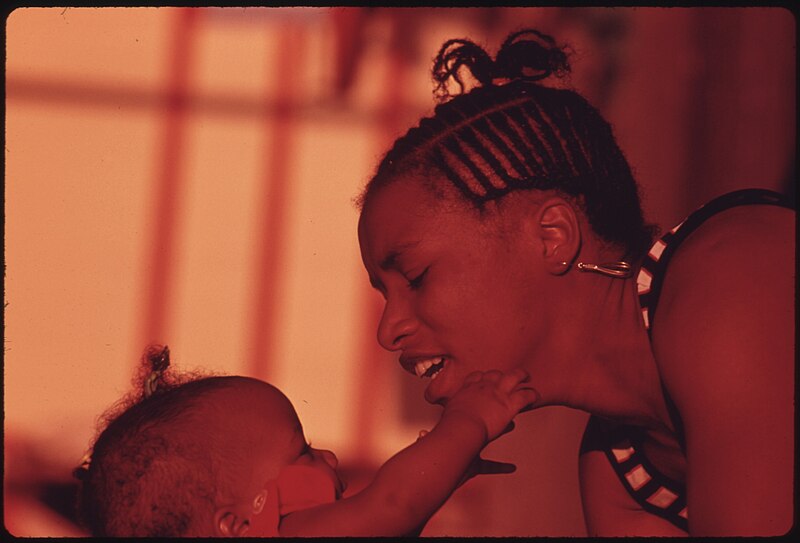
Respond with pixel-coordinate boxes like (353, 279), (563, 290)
(74, 345), (228, 536)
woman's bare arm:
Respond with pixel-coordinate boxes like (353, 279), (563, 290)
(653, 204), (794, 536)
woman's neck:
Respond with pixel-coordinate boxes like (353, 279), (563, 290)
(528, 269), (672, 431)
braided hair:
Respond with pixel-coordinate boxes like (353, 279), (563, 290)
(360, 29), (656, 259)
(74, 346), (230, 537)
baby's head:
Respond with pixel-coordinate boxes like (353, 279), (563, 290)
(75, 346), (343, 537)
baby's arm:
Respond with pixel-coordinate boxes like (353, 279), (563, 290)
(279, 368), (537, 536)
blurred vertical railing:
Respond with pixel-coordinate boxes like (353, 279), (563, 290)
(351, 13), (413, 464)
(138, 8), (199, 353)
(247, 23), (306, 379)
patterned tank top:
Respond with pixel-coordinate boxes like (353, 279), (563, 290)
(579, 188), (794, 533)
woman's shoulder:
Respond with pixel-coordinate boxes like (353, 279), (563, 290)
(673, 200), (792, 257)
(655, 201), (793, 309)
(652, 196), (794, 372)
(649, 199), (794, 534)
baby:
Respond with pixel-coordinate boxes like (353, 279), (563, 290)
(74, 345), (537, 537)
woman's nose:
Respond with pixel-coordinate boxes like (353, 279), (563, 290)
(376, 297), (418, 351)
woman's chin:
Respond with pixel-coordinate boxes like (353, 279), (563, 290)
(423, 362), (462, 405)
(423, 382), (446, 404)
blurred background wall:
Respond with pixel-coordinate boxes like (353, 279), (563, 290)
(4, 7), (794, 536)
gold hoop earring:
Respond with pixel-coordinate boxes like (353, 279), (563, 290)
(576, 261), (633, 279)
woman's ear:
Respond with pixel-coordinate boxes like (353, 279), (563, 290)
(536, 198), (581, 275)
(214, 509), (251, 537)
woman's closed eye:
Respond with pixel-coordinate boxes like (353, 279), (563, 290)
(407, 267), (430, 290)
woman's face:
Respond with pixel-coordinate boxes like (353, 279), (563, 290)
(358, 177), (549, 404)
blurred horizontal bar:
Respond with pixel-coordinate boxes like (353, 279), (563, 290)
(6, 75), (423, 124)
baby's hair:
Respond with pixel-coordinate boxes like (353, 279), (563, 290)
(359, 28), (656, 259)
(74, 345), (231, 537)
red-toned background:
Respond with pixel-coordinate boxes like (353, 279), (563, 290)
(4, 7), (794, 536)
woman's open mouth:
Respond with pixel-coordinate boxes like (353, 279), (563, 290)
(413, 356), (446, 379)
(400, 355), (455, 403)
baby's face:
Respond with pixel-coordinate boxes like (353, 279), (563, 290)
(283, 426), (345, 498)
(203, 379), (346, 536)
(210, 378), (345, 500)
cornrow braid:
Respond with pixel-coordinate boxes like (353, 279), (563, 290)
(361, 29), (655, 259)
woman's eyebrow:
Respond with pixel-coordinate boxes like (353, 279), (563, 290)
(380, 241), (421, 270)
(366, 241), (421, 291)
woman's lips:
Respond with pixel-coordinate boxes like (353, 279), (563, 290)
(413, 356), (446, 378)
(399, 354), (447, 377)
(399, 355), (457, 403)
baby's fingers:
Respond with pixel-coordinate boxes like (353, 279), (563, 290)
(509, 386), (539, 413)
(480, 370), (504, 384)
(463, 371), (483, 385)
(498, 367), (531, 392)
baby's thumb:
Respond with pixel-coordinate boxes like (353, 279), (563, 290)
(512, 386), (540, 413)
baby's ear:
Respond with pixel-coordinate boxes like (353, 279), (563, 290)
(214, 509), (251, 537)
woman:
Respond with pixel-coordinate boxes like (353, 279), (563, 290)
(356, 29), (794, 536)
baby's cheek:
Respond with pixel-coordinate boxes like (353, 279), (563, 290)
(275, 465), (338, 514)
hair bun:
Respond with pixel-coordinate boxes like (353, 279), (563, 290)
(72, 465), (88, 481)
(433, 38), (495, 100)
(432, 28), (569, 101)
(494, 29), (570, 82)
(144, 344), (170, 373)
(141, 344), (170, 398)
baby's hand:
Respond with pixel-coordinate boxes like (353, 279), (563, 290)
(443, 368), (538, 442)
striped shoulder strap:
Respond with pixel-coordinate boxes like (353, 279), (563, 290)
(636, 188), (794, 452)
(636, 188), (793, 332)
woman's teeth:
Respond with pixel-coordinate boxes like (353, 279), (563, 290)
(414, 357), (445, 378)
